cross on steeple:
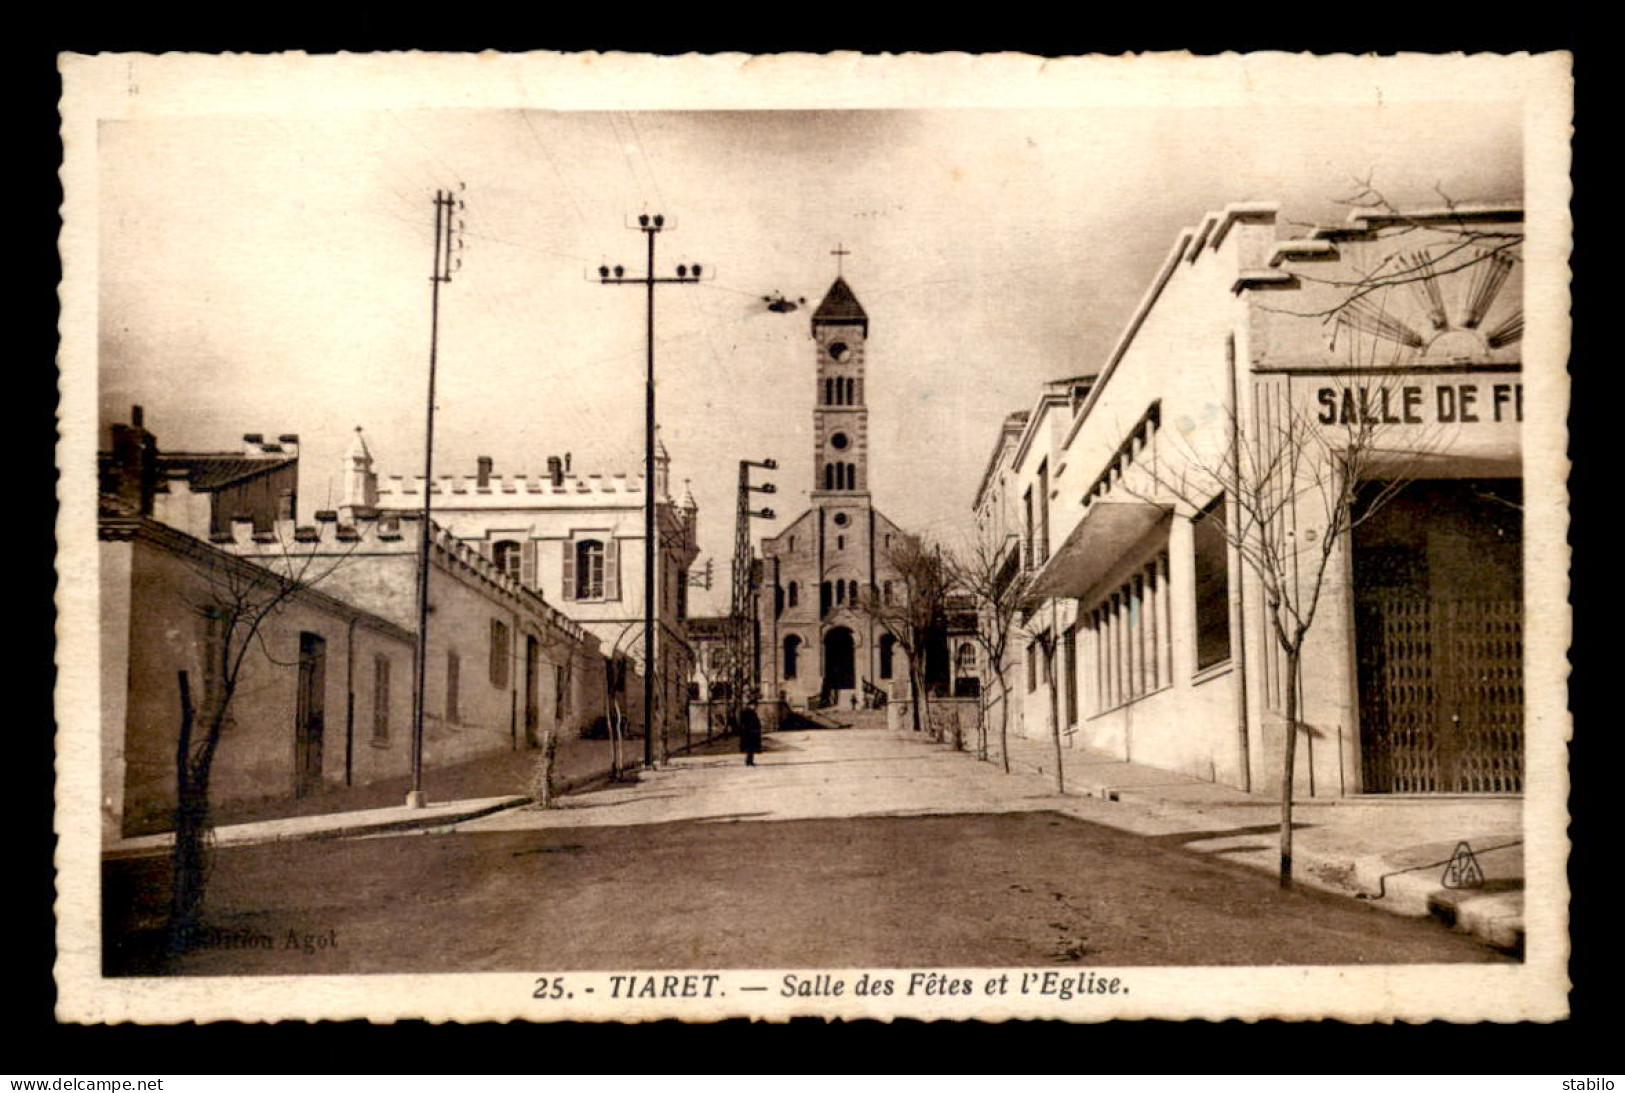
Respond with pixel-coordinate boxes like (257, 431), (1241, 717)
(830, 243), (851, 276)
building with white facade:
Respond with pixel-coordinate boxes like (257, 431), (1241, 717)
(977, 202), (1525, 798)
(363, 430), (700, 747)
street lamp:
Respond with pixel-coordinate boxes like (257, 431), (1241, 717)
(597, 215), (706, 768)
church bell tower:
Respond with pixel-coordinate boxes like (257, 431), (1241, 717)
(810, 276), (870, 499)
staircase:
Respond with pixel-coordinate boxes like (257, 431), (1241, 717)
(779, 706), (851, 731)
(844, 708), (893, 732)
(778, 705), (893, 732)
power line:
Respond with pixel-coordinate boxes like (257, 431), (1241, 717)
(624, 112), (670, 216)
(603, 113), (650, 210)
(518, 110), (591, 228)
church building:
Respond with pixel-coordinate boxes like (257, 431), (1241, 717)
(757, 276), (908, 709)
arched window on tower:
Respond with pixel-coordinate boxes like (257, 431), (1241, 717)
(787, 580), (799, 608)
(848, 580), (859, 605)
(821, 581), (832, 617)
(845, 377), (855, 404)
(783, 634), (802, 680)
(879, 634), (896, 680)
(824, 464), (835, 491)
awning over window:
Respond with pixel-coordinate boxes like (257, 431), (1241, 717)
(1026, 502), (1173, 601)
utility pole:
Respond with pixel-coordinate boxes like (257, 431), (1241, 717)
(733, 459), (777, 722)
(408, 186), (464, 808)
(598, 214), (705, 768)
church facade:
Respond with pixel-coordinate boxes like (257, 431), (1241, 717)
(756, 277), (908, 708)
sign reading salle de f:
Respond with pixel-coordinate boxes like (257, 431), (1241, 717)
(1314, 378), (1524, 427)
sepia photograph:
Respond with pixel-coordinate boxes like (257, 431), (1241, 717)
(55, 50), (1573, 1024)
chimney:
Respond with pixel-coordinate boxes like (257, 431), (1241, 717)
(108, 405), (159, 515)
(476, 456), (493, 489)
(564, 452), (572, 473)
(547, 456), (564, 488)
(243, 433), (265, 456)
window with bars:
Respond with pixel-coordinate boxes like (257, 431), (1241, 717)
(371, 654), (391, 745)
(1087, 552), (1172, 713)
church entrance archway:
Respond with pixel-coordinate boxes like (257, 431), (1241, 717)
(822, 627), (855, 695)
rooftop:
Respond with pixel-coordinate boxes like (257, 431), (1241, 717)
(811, 277), (868, 331)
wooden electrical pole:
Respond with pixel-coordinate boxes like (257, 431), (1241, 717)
(408, 186), (463, 807)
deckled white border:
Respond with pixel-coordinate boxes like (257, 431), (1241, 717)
(56, 50), (1573, 1024)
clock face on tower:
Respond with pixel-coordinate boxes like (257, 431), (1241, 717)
(828, 341), (852, 363)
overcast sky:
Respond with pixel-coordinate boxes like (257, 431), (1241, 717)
(98, 74), (1524, 614)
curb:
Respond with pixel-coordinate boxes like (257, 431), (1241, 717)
(103, 751), (685, 861)
(299, 795), (532, 843)
(104, 795), (532, 860)
(946, 735), (1526, 954)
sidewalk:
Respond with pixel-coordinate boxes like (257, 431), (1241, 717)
(984, 727), (1524, 954)
(105, 728), (739, 860)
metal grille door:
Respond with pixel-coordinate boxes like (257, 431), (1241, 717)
(1358, 595), (1523, 793)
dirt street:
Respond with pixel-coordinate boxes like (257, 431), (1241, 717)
(104, 729), (1510, 975)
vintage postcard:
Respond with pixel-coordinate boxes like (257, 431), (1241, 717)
(56, 50), (1573, 1024)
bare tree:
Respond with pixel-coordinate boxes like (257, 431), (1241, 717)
(1275, 177), (1524, 324)
(1113, 184), (1520, 887)
(1127, 360), (1453, 889)
(527, 637), (577, 809)
(691, 640), (726, 742)
(856, 534), (951, 740)
(168, 531), (361, 952)
(604, 622), (645, 782)
(945, 534), (1032, 773)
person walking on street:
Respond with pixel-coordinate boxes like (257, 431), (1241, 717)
(739, 699), (763, 767)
